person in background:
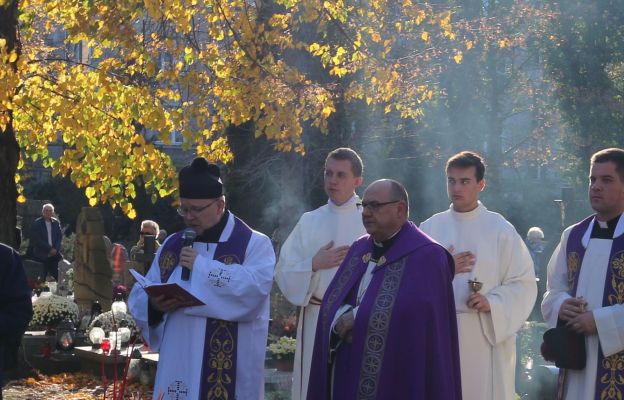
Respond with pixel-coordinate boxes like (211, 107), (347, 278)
(526, 226), (547, 313)
(157, 229), (168, 244)
(30, 203), (63, 281)
(0, 242), (33, 399)
(130, 220), (161, 261)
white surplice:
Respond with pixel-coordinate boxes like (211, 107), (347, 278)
(128, 213), (275, 400)
(274, 194), (365, 400)
(541, 216), (624, 400)
(420, 201), (537, 400)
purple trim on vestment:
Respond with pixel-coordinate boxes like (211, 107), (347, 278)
(560, 215), (624, 400)
(158, 232), (185, 283)
(198, 216), (252, 400)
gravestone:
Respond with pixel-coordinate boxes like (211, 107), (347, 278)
(57, 259), (72, 296)
(73, 207), (112, 315)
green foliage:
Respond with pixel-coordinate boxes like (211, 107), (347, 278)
(538, 1), (624, 177)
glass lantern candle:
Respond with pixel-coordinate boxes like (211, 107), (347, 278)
(55, 319), (76, 351)
(101, 338), (111, 354)
(111, 293), (127, 314)
(118, 326), (131, 347)
(89, 322), (105, 350)
(109, 331), (122, 353)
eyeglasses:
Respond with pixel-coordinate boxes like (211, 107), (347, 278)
(357, 200), (399, 212)
(177, 199), (220, 217)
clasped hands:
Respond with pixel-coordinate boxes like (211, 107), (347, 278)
(559, 297), (596, 335)
(334, 309), (355, 344)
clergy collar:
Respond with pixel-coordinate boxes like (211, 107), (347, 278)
(195, 209), (230, 243)
(371, 228), (401, 262)
(590, 214), (622, 239)
(581, 213), (624, 246)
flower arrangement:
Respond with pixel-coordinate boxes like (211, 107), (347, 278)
(88, 310), (138, 333)
(267, 336), (296, 360)
(29, 295), (79, 329)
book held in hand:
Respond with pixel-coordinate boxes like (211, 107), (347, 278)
(130, 269), (205, 307)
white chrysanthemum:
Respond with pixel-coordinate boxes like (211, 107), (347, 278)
(87, 310), (137, 333)
(267, 336), (296, 359)
(29, 295), (79, 328)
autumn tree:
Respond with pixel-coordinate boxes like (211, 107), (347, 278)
(0, 0), (466, 245)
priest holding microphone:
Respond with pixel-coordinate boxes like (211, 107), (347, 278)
(128, 157), (275, 400)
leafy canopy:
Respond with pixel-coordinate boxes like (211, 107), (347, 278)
(1, 0), (468, 216)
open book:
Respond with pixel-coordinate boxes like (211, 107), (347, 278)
(130, 269), (205, 307)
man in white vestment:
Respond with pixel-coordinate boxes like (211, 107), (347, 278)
(128, 157), (275, 400)
(542, 148), (624, 400)
(420, 151), (536, 400)
(274, 148), (366, 400)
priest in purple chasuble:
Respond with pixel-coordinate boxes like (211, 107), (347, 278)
(307, 179), (462, 400)
(128, 157), (275, 400)
(542, 148), (624, 400)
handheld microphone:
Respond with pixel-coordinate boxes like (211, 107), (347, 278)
(181, 228), (197, 281)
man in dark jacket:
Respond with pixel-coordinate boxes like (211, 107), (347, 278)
(0, 242), (33, 398)
(30, 203), (63, 280)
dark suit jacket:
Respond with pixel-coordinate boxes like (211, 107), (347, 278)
(0, 243), (33, 385)
(30, 217), (63, 261)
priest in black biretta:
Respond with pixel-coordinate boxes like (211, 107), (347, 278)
(178, 157), (223, 199)
(128, 156), (276, 400)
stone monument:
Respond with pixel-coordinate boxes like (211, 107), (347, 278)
(73, 207), (112, 315)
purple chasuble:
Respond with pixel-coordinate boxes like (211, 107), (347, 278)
(157, 216), (253, 400)
(307, 221), (462, 400)
(561, 215), (624, 400)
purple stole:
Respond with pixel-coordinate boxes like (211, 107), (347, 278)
(157, 217), (253, 400)
(560, 215), (624, 400)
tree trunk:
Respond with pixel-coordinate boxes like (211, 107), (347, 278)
(0, 0), (21, 248)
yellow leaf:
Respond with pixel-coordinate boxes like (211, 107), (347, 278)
(8, 51), (18, 63)
(466, 40), (474, 50)
(421, 32), (429, 42)
(17, 194), (26, 203)
(499, 39), (507, 49)
(128, 208), (137, 219)
(454, 51), (463, 64)
(88, 198), (97, 207)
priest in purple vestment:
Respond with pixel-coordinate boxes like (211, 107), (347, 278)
(308, 179), (462, 400)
